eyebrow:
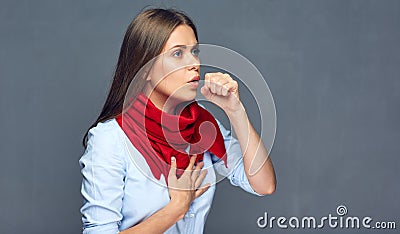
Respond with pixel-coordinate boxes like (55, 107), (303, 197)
(168, 43), (199, 51)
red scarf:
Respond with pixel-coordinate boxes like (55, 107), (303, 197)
(116, 92), (227, 181)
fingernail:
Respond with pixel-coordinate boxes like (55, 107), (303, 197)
(171, 157), (176, 161)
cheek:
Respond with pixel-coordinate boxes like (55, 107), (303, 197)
(157, 71), (185, 94)
(150, 58), (188, 96)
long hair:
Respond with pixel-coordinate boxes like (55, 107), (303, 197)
(82, 8), (198, 148)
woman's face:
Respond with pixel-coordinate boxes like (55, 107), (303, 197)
(144, 24), (200, 113)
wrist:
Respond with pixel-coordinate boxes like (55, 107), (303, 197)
(226, 104), (247, 122)
(167, 198), (188, 221)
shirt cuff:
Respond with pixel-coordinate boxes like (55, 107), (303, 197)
(228, 159), (266, 197)
(82, 222), (120, 234)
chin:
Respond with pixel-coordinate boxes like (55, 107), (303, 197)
(185, 90), (198, 102)
(172, 90), (197, 104)
(179, 94), (196, 104)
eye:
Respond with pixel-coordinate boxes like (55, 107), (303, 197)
(172, 49), (182, 57)
(192, 48), (200, 57)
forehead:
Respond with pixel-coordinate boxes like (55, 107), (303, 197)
(162, 25), (198, 52)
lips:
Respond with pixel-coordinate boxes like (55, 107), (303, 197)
(188, 76), (200, 83)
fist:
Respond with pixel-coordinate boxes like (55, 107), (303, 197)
(201, 72), (241, 113)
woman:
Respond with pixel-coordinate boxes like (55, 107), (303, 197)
(80, 8), (276, 234)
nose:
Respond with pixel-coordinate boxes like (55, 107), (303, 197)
(187, 53), (200, 71)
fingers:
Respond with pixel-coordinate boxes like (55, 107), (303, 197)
(204, 72), (237, 96)
(195, 183), (211, 198)
(194, 169), (208, 189)
(180, 154), (198, 182)
(191, 161), (204, 181)
(214, 76), (230, 96)
(185, 154), (197, 171)
(170, 154), (210, 194)
(168, 156), (177, 180)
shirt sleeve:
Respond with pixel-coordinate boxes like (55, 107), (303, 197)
(79, 121), (126, 233)
(211, 119), (265, 197)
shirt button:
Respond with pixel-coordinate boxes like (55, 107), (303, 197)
(189, 213), (195, 218)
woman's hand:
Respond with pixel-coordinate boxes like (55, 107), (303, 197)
(201, 72), (242, 115)
(167, 155), (210, 219)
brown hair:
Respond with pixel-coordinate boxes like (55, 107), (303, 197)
(82, 8), (198, 148)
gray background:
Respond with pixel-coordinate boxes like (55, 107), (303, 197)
(1, 0), (399, 233)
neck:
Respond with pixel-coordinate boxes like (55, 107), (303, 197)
(142, 91), (178, 115)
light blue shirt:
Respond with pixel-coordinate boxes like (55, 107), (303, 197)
(79, 118), (263, 234)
